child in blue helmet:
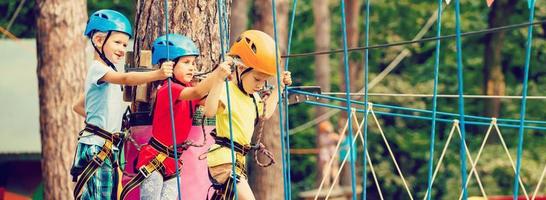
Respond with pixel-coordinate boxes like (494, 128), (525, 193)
(120, 34), (232, 200)
(71, 9), (173, 200)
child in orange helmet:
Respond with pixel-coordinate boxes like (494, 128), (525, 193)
(203, 30), (292, 200)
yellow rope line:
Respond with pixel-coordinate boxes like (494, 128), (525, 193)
(493, 122), (530, 199)
(324, 109), (367, 199)
(0, 25), (34, 53)
(313, 109), (356, 200)
(358, 125), (385, 200)
(369, 103), (414, 200)
(532, 164), (546, 200)
(423, 120), (460, 200)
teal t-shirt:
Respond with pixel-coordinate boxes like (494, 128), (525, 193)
(339, 137), (357, 163)
(78, 60), (123, 147)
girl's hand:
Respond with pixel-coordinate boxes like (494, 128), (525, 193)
(159, 61), (174, 79)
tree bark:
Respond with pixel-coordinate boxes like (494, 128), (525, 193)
(313, 0), (333, 186)
(133, 0), (231, 72)
(248, 0), (289, 199)
(483, 0), (516, 117)
(35, 0), (87, 199)
(230, 0), (249, 45)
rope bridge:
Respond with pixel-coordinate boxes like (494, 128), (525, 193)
(163, 0), (545, 199)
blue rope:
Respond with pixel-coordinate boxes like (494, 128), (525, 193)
(513, 1), (536, 199)
(301, 100), (546, 132)
(162, 1), (183, 199)
(270, 0), (290, 199)
(289, 89), (546, 130)
(361, 0), (371, 199)
(425, 1), (443, 199)
(454, 1), (467, 198)
(339, 0), (357, 199)
(217, 0), (239, 199)
(288, 89), (546, 129)
(282, 0), (299, 199)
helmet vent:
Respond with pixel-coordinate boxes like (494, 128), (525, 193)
(250, 43), (257, 53)
(100, 14), (108, 19)
(167, 41), (174, 46)
(245, 37), (251, 44)
(236, 37), (242, 43)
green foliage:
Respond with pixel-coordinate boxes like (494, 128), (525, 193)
(1, 0), (134, 38)
(8, 0), (546, 198)
(283, 0), (546, 199)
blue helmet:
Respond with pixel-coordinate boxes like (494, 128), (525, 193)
(85, 9), (133, 38)
(152, 34), (200, 65)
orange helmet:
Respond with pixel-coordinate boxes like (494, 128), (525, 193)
(228, 30), (280, 76)
(318, 121), (334, 133)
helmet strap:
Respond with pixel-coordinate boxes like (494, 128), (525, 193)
(91, 31), (118, 71)
(236, 67), (253, 96)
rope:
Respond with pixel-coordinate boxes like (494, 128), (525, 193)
(320, 92), (546, 100)
(361, 0), (371, 198)
(252, 95), (275, 167)
(514, 1), (536, 198)
(532, 164), (546, 200)
(301, 99), (546, 132)
(369, 104), (414, 200)
(162, 1), (183, 199)
(270, 0), (291, 199)
(422, 120), (489, 200)
(458, 119), (531, 199)
(289, 8), (447, 135)
(313, 109), (355, 200)
(3, 0), (26, 39)
(282, 19), (546, 58)
(425, 0), (443, 199)
(339, 1), (358, 198)
(325, 111), (368, 199)
(357, 132), (385, 200)
(423, 121), (459, 200)
(282, 0), (299, 197)
(454, 124), (488, 199)
(493, 123), (530, 199)
(216, 0), (240, 199)
(290, 90), (546, 128)
(457, 121), (495, 200)
(454, 1), (468, 198)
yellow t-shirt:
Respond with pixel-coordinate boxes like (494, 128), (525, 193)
(207, 81), (263, 167)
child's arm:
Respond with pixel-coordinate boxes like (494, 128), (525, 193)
(178, 60), (232, 100)
(73, 94), (86, 117)
(100, 63), (173, 86)
(262, 71), (292, 119)
(203, 81), (225, 118)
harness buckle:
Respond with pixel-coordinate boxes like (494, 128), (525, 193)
(92, 149), (109, 166)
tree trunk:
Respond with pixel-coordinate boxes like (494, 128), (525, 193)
(337, 0), (362, 187)
(483, 0), (516, 117)
(35, 0), (87, 199)
(230, 0), (249, 45)
(133, 0), (231, 72)
(313, 0), (332, 186)
(248, 0), (289, 199)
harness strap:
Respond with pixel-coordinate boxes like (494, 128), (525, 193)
(207, 129), (275, 167)
(119, 153), (168, 200)
(83, 123), (123, 146)
(73, 139), (116, 200)
(149, 137), (184, 158)
(213, 136), (252, 156)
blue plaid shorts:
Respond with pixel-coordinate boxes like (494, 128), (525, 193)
(71, 143), (120, 200)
